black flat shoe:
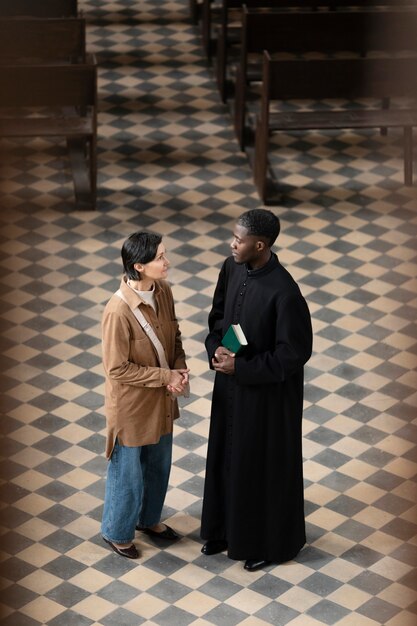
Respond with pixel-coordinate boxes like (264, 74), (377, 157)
(102, 536), (139, 559)
(244, 559), (271, 572)
(201, 540), (228, 555)
(136, 524), (179, 540)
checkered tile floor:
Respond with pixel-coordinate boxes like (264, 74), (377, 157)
(0, 1), (416, 625)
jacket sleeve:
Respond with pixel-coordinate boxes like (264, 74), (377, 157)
(102, 308), (171, 387)
(205, 261), (227, 366)
(235, 292), (312, 385)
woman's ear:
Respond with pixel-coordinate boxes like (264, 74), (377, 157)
(133, 262), (143, 279)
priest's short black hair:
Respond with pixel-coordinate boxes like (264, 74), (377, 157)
(238, 209), (280, 247)
(121, 231), (162, 280)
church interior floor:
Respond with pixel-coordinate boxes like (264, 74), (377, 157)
(0, 1), (416, 624)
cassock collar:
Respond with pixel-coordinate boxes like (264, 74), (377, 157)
(245, 252), (278, 277)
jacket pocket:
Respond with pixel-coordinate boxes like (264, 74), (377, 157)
(129, 337), (158, 366)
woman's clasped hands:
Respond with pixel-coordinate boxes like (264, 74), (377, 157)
(167, 368), (190, 396)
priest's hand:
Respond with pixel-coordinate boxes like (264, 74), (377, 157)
(213, 346), (233, 362)
(212, 352), (235, 375)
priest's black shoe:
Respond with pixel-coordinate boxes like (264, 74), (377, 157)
(244, 559), (271, 572)
(201, 540), (228, 555)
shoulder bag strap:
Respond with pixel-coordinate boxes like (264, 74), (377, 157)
(115, 289), (169, 369)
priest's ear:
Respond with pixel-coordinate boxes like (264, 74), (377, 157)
(256, 238), (267, 252)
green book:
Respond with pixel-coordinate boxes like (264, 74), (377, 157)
(221, 323), (248, 355)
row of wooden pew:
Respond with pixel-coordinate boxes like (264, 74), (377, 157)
(0, 0), (97, 209)
(190, 1), (417, 202)
(1, 0), (78, 17)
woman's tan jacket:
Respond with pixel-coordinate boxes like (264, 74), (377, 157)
(102, 276), (187, 458)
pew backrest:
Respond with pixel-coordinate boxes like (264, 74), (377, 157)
(243, 9), (417, 54)
(0, 60), (96, 110)
(0, 0), (77, 18)
(263, 55), (417, 102)
(0, 17), (86, 64)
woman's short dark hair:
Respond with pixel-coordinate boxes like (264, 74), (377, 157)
(121, 231), (162, 280)
(237, 209), (280, 247)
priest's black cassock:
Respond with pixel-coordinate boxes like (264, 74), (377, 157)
(201, 253), (313, 562)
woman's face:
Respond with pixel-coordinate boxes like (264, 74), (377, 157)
(137, 242), (170, 281)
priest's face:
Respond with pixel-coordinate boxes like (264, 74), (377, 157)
(230, 224), (259, 265)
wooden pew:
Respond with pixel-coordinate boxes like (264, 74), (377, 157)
(190, 0), (203, 24)
(253, 53), (417, 202)
(210, 0), (417, 101)
(203, 0), (329, 67)
(201, 0), (217, 60)
(0, 0), (77, 18)
(0, 17), (86, 65)
(203, 0), (312, 65)
(0, 59), (98, 209)
(234, 8), (417, 149)
(215, 0), (278, 101)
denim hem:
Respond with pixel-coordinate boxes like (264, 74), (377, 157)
(101, 532), (135, 544)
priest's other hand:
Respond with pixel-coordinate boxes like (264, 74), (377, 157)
(212, 352), (235, 375)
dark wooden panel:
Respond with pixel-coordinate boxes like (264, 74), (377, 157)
(0, 18), (86, 63)
(0, 0), (77, 18)
(0, 63), (96, 108)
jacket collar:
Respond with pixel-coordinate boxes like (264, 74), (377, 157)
(119, 275), (161, 310)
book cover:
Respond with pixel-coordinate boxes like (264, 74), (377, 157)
(221, 323), (248, 355)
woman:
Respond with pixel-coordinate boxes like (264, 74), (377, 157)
(101, 231), (189, 558)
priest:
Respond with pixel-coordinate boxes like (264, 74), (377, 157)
(201, 209), (313, 572)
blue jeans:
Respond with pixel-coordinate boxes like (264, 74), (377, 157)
(101, 433), (173, 543)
